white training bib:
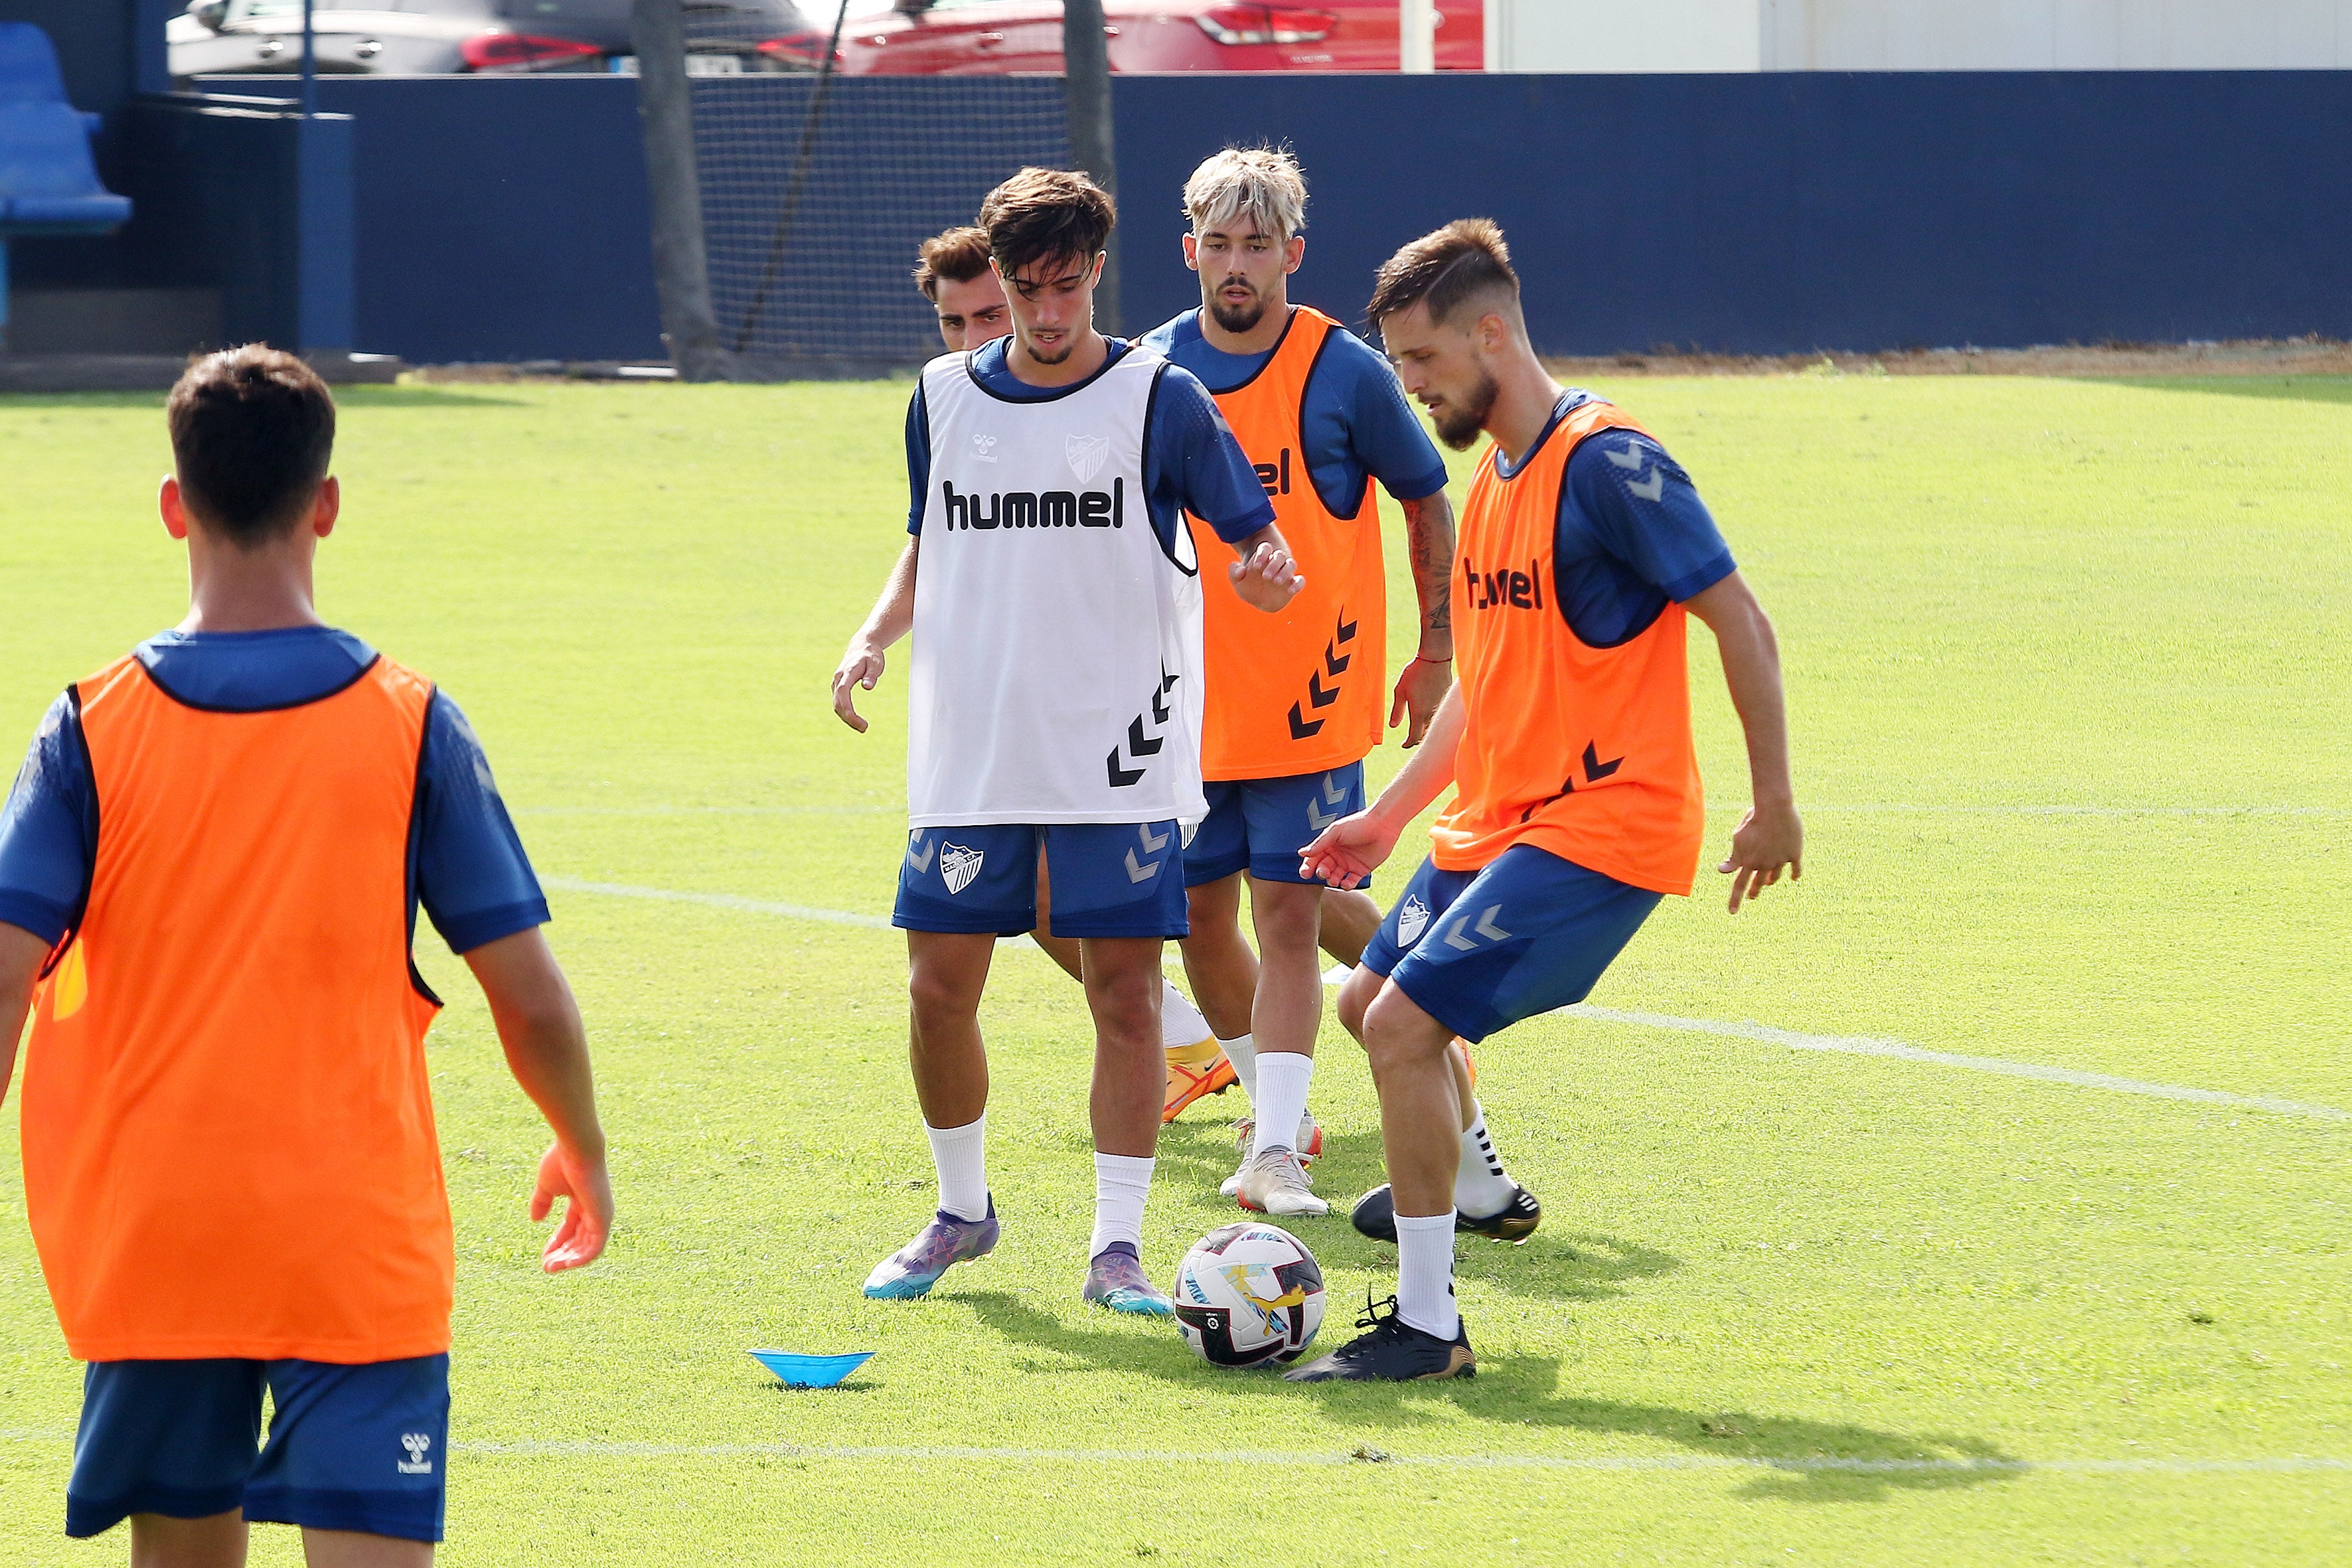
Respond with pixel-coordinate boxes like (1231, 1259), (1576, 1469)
(907, 345), (1207, 828)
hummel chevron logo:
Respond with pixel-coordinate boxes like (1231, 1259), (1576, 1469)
(1306, 670), (1339, 709)
(1107, 748), (1144, 787)
(1605, 439), (1647, 470)
(1627, 468), (1665, 502)
(1127, 717), (1163, 757)
(1582, 741), (1623, 781)
(1322, 773), (1349, 807)
(1441, 903), (1512, 952)
(1287, 702), (1323, 741)
(1324, 640), (1351, 677)
(1288, 619), (1354, 741)
(1125, 848), (1160, 883)
(905, 834), (935, 873)
(1307, 799), (1340, 832)
(1607, 437), (1666, 501)
(1138, 823), (1169, 853)
(1150, 685), (1169, 724)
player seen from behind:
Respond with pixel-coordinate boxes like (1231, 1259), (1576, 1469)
(1141, 147), (1463, 1217)
(0, 347), (612, 1558)
(836, 169), (1303, 1315)
(910, 222), (1233, 1138)
(1289, 221), (1803, 1381)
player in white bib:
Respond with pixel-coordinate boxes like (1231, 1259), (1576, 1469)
(836, 169), (1302, 1314)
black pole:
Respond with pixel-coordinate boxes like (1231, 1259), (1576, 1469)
(1062, 0), (1119, 336)
(728, 0), (853, 353)
(631, 0), (729, 380)
(300, 0), (316, 119)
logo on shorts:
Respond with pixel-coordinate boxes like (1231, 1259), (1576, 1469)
(398, 1433), (433, 1475)
(940, 842), (984, 896)
(1065, 433), (1111, 483)
(1397, 895), (1431, 947)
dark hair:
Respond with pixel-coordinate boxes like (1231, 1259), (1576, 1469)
(913, 225), (994, 302)
(979, 167), (1116, 280)
(1366, 218), (1520, 329)
(165, 345), (336, 546)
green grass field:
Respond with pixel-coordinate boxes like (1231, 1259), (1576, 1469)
(1, 370), (2347, 1565)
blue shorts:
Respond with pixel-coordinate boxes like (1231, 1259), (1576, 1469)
(894, 820), (1188, 939)
(1361, 845), (1662, 1044)
(66, 1354), (449, 1543)
(1185, 763), (1368, 888)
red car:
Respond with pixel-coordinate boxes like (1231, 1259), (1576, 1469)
(791, 1), (1482, 74)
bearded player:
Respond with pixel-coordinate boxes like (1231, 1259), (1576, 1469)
(911, 222), (1231, 1098)
(837, 169), (1300, 1314)
(1289, 220), (1803, 1381)
(1139, 147), (1460, 1217)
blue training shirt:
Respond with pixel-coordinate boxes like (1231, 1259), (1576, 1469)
(1140, 307), (1450, 516)
(1500, 391), (1737, 647)
(0, 627), (550, 955)
(904, 337), (1276, 552)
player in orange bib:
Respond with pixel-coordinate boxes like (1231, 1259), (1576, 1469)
(1138, 149), (1462, 1215)
(0, 348), (612, 1559)
(1289, 222), (1803, 1382)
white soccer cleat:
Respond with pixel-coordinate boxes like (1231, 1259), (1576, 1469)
(1233, 1148), (1330, 1217)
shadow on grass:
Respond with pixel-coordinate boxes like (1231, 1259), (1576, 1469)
(2086, 375), (2352, 406)
(956, 1292), (2014, 1502)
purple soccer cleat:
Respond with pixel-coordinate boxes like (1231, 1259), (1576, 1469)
(1081, 1242), (1174, 1316)
(862, 1202), (999, 1300)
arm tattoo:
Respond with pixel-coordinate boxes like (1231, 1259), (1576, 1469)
(1401, 492), (1456, 640)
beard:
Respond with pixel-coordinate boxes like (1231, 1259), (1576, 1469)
(1206, 279), (1267, 335)
(1024, 331), (1076, 366)
(1433, 366), (1499, 450)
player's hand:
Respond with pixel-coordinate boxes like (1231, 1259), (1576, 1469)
(531, 1140), (613, 1273)
(1229, 542), (1304, 613)
(1717, 799), (1803, 914)
(1389, 656), (1452, 748)
(1298, 808), (1403, 890)
(831, 641), (886, 733)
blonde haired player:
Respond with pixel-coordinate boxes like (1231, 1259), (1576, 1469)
(1140, 147), (1460, 1215)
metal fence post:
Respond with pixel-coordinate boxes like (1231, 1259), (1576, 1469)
(631, 0), (730, 380)
(1063, 0), (1119, 336)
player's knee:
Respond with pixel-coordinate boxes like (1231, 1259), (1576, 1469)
(1335, 967), (1380, 1042)
(1359, 988), (1449, 1081)
(907, 960), (982, 1025)
(1251, 882), (1322, 956)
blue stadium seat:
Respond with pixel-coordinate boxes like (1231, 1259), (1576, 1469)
(0, 23), (131, 234)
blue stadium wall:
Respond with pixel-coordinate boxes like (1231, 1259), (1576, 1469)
(13, 56), (2352, 363)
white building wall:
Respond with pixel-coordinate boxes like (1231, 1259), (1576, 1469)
(1488, 0), (2352, 70)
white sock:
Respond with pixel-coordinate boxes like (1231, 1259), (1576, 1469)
(1087, 1151), (1155, 1257)
(1219, 1032), (1259, 1100)
(925, 1115), (989, 1222)
(1249, 1052), (1314, 1160)
(1453, 1103), (1516, 1218)
(1159, 980), (1212, 1050)
(1394, 1211), (1460, 1340)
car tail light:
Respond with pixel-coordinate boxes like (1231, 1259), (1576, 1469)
(461, 32), (603, 71)
(1196, 5), (1338, 46)
(755, 30), (834, 66)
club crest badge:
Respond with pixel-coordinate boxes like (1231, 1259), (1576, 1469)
(1065, 433), (1111, 483)
(940, 843), (984, 896)
(1397, 895), (1431, 947)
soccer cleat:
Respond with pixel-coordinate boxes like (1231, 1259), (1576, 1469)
(1162, 1045), (1238, 1123)
(861, 1204), (999, 1300)
(1283, 1294), (1475, 1383)
(1349, 1182), (1541, 1245)
(1082, 1243), (1174, 1316)
(1230, 1111), (1324, 1160)
(1220, 1113), (1325, 1197)
(1233, 1148), (1330, 1217)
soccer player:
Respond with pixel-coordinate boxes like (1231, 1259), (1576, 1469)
(915, 224), (1011, 351)
(0, 347), (612, 1557)
(1140, 147), (1459, 1216)
(1287, 221), (1803, 1381)
(910, 223), (1231, 1111)
(835, 168), (1301, 1314)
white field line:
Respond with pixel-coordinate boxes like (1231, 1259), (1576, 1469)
(1, 1429), (2341, 1476)
(542, 878), (2349, 1125)
(1712, 803), (2341, 819)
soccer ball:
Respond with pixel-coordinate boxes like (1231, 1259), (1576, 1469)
(1172, 1221), (1326, 1368)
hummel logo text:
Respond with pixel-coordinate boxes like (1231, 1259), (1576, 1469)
(1460, 552), (1545, 612)
(941, 479), (1123, 531)
(398, 1433), (433, 1475)
(971, 433), (998, 463)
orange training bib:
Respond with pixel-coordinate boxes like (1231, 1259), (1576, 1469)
(1431, 400), (1707, 896)
(1187, 305), (1389, 780)
(23, 653), (451, 1363)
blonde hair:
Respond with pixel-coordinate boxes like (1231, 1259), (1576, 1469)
(1182, 146), (1308, 242)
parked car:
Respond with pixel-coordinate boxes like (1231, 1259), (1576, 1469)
(169, 0), (828, 81)
(772, 0), (1481, 74)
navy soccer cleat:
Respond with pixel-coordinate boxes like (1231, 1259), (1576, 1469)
(1283, 1294), (1474, 1383)
(1349, 1182), (1541, 1245)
